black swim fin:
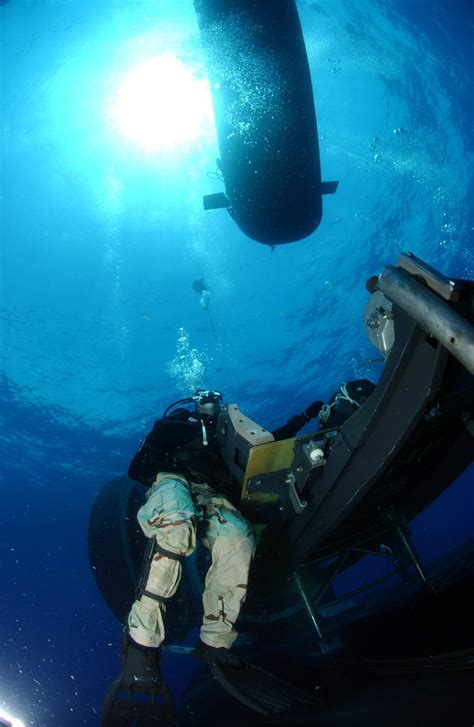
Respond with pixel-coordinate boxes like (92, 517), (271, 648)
(101, 682), (176, 726)
(209, 656), (317, 716)
(101, 635), (177, 726)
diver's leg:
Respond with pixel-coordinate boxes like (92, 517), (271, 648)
(199, 502), (256, 649)
(128, 476), (197, 648)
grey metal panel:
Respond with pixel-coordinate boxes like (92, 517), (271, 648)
(379, 266), (474, 373)
(287, 306), (449, 564)
(398, 251), (458, 302)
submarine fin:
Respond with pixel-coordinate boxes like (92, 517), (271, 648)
(203, 192), (231, 211)
(320, 181), (339, 195)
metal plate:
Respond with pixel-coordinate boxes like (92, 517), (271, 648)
(398, 252), (458, 301)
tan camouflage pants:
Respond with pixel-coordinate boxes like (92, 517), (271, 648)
(128, 472), (256, 649)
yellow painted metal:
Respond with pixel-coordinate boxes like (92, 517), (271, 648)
(242, 438), (296, 494)
(241, 492), (279, 506)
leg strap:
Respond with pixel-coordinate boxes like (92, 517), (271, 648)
(142, 590), (170, 604)
(153, 542), (185, 562)
(136, 538), (186, 601)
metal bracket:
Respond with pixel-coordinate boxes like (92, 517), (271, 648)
(302, 440), (327, 467)
(364, 290), (395, 357)
(398, 251), (459, 302)
(286, 473), (307, 514)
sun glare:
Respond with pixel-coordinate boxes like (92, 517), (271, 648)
(109, 55), (213, 152)
(0, 706), (25, 727)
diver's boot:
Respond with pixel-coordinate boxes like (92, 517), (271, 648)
(193, 639), (245, 669)
(120, 634), (162, 692)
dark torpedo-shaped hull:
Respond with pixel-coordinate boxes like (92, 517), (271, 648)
(195, 0), (338, 246)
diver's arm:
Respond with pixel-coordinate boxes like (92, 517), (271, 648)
(128, 421), (162, 485)
(272, 401), (323, 441)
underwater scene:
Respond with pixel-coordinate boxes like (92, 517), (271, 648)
(1, 0), (473, 725)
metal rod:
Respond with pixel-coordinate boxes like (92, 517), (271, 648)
(321, 571), (397, 608)
(293, 571), (323, 640)
(303, 527), (393, 566)
(394, 523), (433, 590)
(379, 265), (474, 374)
(352, 546), (404, 562)
(314, 551), (351, 607)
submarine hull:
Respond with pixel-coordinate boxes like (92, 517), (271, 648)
(195, 0), (328, 245)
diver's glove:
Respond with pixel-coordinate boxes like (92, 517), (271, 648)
(304, 400), (324, 419)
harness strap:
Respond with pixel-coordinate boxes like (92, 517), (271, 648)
(153, 542), (186, 562)
(136, 539), (186, 601)
(142, 590), (170, 604)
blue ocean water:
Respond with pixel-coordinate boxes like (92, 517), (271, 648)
(0, 0), (472, 724)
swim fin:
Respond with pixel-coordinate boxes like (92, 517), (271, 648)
(209, 654), (317, 716)
(101, 635), (177, 726)
(101, 682), (176, 727)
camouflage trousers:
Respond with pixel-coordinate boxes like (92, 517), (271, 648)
(128, 472), (256, 649)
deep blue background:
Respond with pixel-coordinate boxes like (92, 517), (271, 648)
(1, 1), (473, 724)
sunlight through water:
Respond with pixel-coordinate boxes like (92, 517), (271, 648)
(0, 704), (25, 727)
(109, 55), (213, 152)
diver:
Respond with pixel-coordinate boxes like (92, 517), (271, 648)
(101, 389), (324, 724)
(192, 278), (216, 334)
(192, 278), (210, 310)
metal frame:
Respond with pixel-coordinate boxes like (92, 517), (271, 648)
(212, 253), (473, 578)
(294, 510), (432, 651)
